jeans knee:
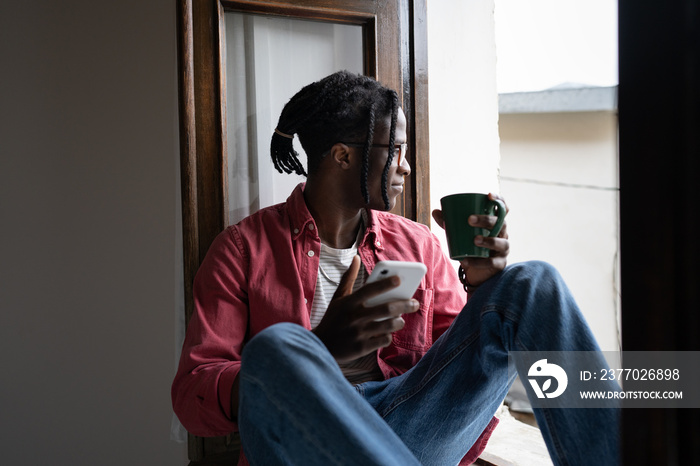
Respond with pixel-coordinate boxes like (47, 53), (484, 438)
(241, 323), (308, 372)
(256, 322), (305, 343)
(508, 260), (559, 279)
(494, 261), (575, 316)
(503, 260), (565, 291)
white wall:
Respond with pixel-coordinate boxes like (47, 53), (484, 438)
(499, 111), (621, 351)
(428, 0), (501, 251)
(0, 1), (187, 464)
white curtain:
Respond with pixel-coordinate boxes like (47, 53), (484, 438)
(225, 12), (363, 225)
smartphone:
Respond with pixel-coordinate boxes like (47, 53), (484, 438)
(364, 260), (427, 307)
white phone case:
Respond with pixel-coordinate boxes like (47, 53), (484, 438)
(364, 260), (427, 307)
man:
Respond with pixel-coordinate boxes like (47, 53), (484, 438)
(173, 71), (619, 465)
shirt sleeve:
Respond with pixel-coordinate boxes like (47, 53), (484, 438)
(171, 227), (249, 436)
(429, 232), (467, 342)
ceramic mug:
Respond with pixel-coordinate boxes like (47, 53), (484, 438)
(440, 193), (506, 259)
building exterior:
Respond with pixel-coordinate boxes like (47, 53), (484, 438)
(498, 85), (620, 352)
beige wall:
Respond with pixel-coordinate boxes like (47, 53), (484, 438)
(0, 1), (187, 464)
(499, 111), (621, 351)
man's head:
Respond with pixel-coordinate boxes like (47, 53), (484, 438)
(270, 71), (408, 211)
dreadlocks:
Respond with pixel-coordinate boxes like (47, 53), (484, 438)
(270, 71), (400, 210)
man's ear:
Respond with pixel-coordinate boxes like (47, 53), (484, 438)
(329, 143), (354, 170)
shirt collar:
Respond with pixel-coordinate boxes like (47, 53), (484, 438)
(287, 183), (317, 241)
(361, 207), (385, 252)
(287, 183), (384, 251)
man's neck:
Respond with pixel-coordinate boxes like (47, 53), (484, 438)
(304, 183), (364, 249)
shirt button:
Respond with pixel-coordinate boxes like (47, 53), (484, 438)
(304, 298), (308, 304)
(293, 228), (299, 234)
(308, 250), (315, 257)
(308, 224), (315, 231)
(376, 241), (382, 247)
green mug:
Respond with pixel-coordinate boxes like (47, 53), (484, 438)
(440, 193), (507, 259)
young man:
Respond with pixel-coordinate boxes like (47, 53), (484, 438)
(172, 71), (619, 465)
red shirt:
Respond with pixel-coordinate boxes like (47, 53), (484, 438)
(172, 184), (497, 464)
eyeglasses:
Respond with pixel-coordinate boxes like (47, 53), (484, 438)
(344, 142), (408, 166)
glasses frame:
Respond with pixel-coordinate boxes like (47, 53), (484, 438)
(344, 142), (408, 166)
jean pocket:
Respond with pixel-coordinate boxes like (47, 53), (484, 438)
(391, 287), (433, 351)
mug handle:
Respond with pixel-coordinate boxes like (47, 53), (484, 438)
(486, 199), (507, 237)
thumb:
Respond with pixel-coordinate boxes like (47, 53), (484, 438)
(332, 255), (361, 300)
(432, 209), (445, 229)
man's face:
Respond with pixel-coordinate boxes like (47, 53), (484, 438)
(364, 107), (410, 211)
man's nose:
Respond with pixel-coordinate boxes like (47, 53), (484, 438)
(398, 154), (411, 177)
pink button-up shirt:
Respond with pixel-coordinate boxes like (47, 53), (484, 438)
(172, 184), (498, 464)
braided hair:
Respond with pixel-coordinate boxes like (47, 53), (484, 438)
(270, 71), (400, 210)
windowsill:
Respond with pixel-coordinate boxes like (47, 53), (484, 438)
(476, 404), (553, 466)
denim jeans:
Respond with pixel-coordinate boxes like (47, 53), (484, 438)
(238, 261), (620, 466)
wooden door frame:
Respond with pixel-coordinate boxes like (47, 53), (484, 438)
(176, 0), (430, 461)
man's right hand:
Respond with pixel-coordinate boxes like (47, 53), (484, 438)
(312, 255), (420, 363)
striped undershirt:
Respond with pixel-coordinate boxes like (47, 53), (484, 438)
(310, 215), (383, 385)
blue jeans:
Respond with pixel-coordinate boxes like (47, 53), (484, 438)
(238, 261), (620, 466)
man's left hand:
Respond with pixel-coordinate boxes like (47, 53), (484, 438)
(432, 193), (510, 289)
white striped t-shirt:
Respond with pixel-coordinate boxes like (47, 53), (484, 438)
(310, 226), (383, 385)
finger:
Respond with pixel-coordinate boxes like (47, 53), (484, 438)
(487, 192), (510, 213)
(390, 299), (420, 315)
(365, 315), (406, 337)
(431, 209), (445, 229)
(474, 236), (510, 255)
(366, 333), (394, 351)
(497, 221), (509, 239)
(468, 214), (501, 230)
(469, 216), (509, 238)
(332, 255), (361, 300)
(353, 275), (401, 304)
(361, 299), (419, 322)
(460, 255), (508, 271)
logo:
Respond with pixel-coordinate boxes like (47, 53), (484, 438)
(528, 359), (568, 399)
